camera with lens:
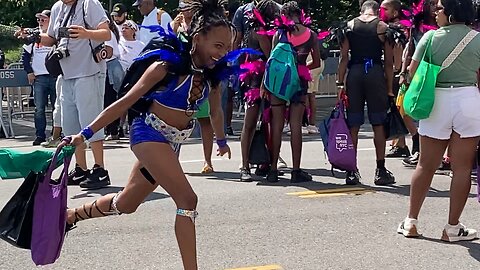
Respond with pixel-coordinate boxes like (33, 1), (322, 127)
(51, 47), (70, 60)
(22, 27), (41, 45)
(92, 44), (109, 63)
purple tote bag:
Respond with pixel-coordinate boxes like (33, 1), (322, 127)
(31, 144), (71, 266)
(327, 101), (357, 172)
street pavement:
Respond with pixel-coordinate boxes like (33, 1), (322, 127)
(1, 111), (480, 270)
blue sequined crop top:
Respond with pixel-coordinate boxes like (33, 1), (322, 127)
(147, 74), (211, 111)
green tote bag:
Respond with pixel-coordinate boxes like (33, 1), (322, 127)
(404, 30), (479, 120)
(403, 31), (439, 120)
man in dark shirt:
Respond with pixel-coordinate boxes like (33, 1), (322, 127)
(337, 0), (395, 186)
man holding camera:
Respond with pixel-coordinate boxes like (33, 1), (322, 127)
(38, 0), (112, 189)
(20, 10), (58, 146)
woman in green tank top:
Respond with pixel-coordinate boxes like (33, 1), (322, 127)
(398, 0), (480, 242)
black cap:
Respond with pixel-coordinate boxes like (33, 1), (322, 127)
(111, 3), (128, 16)
(35, 10), (51, 18)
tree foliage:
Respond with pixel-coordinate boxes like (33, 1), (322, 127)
(0, 0), (179, 28)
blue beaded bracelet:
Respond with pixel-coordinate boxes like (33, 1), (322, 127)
(216, 138), (227, 148)
(80, 126), (94, 141)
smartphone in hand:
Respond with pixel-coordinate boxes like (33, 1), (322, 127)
(58, 27), (70, 38)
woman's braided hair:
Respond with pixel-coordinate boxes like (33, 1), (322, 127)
(256, 0), (280, 23)
(184, 0), (236, 37)
(180, 0), (236, 115)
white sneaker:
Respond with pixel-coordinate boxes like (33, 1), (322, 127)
(302, 126), (308, 135)
(397, 217), (421, 238)
(278, 156), (288, 169)
(307, 125), (319, 134)
(441, 223), (478, 242)
(283, 124), (290, 133)
(40, 137), (62, 148)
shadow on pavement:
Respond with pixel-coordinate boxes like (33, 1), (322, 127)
(187, 171), (243, 182)
(413, 235), (480, 262)
(373, 184), (477, 199)
(70, 186), (170, 202)
(188, 168), (476, 199)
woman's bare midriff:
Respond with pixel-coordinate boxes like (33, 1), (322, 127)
(149, 101), (194, 130)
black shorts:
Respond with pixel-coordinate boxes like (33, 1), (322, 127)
(345, 64), (388, 127)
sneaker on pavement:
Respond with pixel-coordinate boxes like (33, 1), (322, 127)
(346, 171), (361, 185)
(255, 165), (270, 177)
(441, 223), (478, 242)
(79, 164), (111, 189)
(291, 169), (312, 183)
(302, 126), (308, 135)
(33, 137), (46, 146)
(283, 124), (290, 134)
(386, 146), (410, 158)
(266, 170), (279, 183)
(278, 157), (288, 169)
(402, 152), (419, 167)
(397, 217), (421, 238)
(68, 165), (90, 186)
(374, 168), (396, 185)
(40, 136), (62, 148)
(240, 168), (253, 182)
(105, 134), (120, 141)
(306, 125), (319, 134)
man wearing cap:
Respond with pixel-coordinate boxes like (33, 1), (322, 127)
(119, 20), (145, 71)
(111, 3), (128, 37)
(170, 1), (193, 34)
(20, 10), (58, 146)
(133, 0), (172, 44)
(37, 0), (112, 189)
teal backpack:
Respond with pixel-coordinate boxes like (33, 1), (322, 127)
(264, 30), (300, 101)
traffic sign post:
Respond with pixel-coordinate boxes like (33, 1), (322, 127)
(0, 68), (31, 138)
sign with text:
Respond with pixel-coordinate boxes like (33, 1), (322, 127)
(0, 69), (30, 88)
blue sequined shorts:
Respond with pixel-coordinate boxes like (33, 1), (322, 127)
(130, 116), (181, 153)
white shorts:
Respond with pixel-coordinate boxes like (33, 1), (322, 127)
(60, 72), (106, 142)
(53, 76), (62, 127)
(307, 60), (325, 94)
(419, 86), (480, 140)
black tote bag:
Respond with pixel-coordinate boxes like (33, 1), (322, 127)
(384, 101), (409, 141)
(248, 100), (270, 165)
(0, 171), (40, 249)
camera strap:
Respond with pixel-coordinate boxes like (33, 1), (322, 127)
(81, 1), (100, 58)
(59, 0), (77, 50)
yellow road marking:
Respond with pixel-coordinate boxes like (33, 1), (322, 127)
(225, 264), (284, 270)
(299, 190), (374, 198)
(287, 187), (375, 198)
(287, 187), (367, 196)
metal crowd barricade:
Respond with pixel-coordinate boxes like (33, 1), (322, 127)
(317, 50), (340, 97)
(0, 63), (33, 138)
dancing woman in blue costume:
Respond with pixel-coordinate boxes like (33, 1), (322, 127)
(65, 0), (256, 268)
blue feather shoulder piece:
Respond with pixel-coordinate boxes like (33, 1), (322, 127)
(214, 48), (262, 65)
(207, 48), (262, 84)
(140, 23), (178, 40)
(133, 49), (181, 65)
(133, 24), (190, 67)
